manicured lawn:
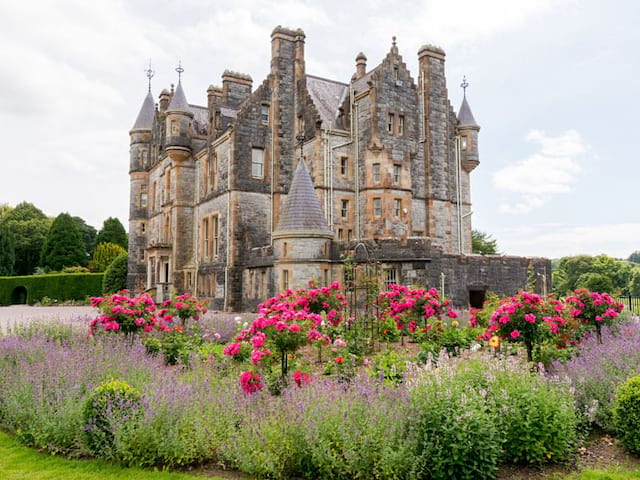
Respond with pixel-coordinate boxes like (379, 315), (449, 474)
(0, 431), (224, 480)
(569, 470), (640, 479)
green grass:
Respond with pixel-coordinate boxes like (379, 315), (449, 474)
(564, 470), (640, 480)
(0, 431), (224, 480)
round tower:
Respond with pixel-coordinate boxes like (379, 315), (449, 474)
(165, 64), (193, 162)
(457, 77), (480, 173)
(127, 76), (155, 292)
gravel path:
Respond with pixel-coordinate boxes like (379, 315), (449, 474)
(0, 305), (96, 333)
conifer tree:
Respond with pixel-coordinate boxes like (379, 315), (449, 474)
(89, 242), (126, 272)
(95, 217), (128, 250)
(40, 213), (87, 272)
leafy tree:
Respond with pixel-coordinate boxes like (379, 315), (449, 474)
(630, 266), (640, 296)
(0, 222), (16, 275)
(102, 252), (128, 293)
(553, 254), (632, 295)
(73, 216), (97, 257)
(40, 213), (87, 272)
(472, 229), (500, 255)
(89, 242), (126, 272)
(0, 203), (12, 220)
(95, 217), (128, 250)
(628, 251), (640, 264)
(3, 202), (51, 275)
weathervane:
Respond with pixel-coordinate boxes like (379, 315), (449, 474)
(460, 75), (469, 96)
(296, 130), (305, 160)
(144, 60), (155, 93)
(176, 61), (184, 81)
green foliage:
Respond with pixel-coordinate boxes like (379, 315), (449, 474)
(491, 370), (579, 464)
(0, 221), (16, 275)
(0, 273), (104, 305)
(83, 380), (142, 459)
(73, 216), (98, 257)
(3, 202), (51, 275)
(95, 217), (128, 251)
(553, 254), (633, 295)
(613, 375), (640, 454)
(367, 348), (406, 384)
(472, 229), (500, 255)
(629, 265), (640, 295)
(628, 251), (640, 263)
(409, 370), (503, 479)
(90, 242), (127, 273)
(40, 213), (87, 271)
(102, 252), (128, 294)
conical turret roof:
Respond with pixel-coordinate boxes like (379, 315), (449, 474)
(275, 159), (331, 234)
(168, 80), (190, 112)
(131, 90), (155, 130)
(458, 94), (478, 127)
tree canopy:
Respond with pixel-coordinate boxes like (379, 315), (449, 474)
(0, 222), (16, 276)
(90, 242), (126, 272)
(553, 254), (633, 295)
(628, 251), (640, 264)
(73, 216), (97, 257)
(472, 229), (500, 255)
(3, 202), (51, 275)
(95, 217), (128, 250)
(40, 213), (87, 272)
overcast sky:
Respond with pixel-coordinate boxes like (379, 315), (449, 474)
(1, 0), (638, 259)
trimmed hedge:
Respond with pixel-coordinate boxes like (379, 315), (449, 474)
(0, 273), (104, 305)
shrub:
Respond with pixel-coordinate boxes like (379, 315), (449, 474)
(0, 273), (104, 305)
(90, 242), (126, 273)
(613, 375), (640, 454)
(565, 289), (624, 343)
(408, 363), (503, 479)
(102, 252), (128, 294)
(491, 369), (579, 464)
(83, 379), (142, 459)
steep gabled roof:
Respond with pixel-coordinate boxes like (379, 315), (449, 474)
(131, 90), (155, 130)
(275, 159), (331, 234)
(305, 75), (348, 130)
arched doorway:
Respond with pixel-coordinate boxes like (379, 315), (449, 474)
(11, 286), (28, 305)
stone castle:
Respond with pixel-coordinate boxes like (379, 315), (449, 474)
(127, 26), (550, 311)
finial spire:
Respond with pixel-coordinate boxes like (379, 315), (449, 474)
(460, 75), (469, 96)
(176, 61), (184, 81)
(392, 35), (397, 47)
(144, 60), (154, 93)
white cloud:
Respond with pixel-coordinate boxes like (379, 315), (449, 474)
(495, 223), (640, 259)
(493, 129), (587, 214)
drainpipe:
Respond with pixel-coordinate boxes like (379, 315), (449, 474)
(224, 137), (233, 311)
(455, 136), (463, 254)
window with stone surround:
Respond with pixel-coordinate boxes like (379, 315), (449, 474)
(164, 167), (171, 203)
(393, 164), (401, 184)
(347, 229), (353, 241)
(340, 156), (349, 177)
(384, 268), (398, 288)
(394, 198), (401, 217)
(260, 104), (269, 124)
(387, 113), (395, 134)
(338, 228), (343, 240)
(460, 135), (468, 150)
(251, 148), (264, 178)
(140, 184), (147, 208)
(140, 222), (146, 234)
(341, 199), (349, 218)
(202, 217), (209, 259)
(282, 269), (289, 291)
(398, 115), (405, 136)
(152, 182), (157, 210)
(373, 163), (381, 183)
(212, 214), (219, 257)
(373, 197), (382, 217)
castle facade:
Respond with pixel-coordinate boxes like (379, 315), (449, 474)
(127, 26), (549, 311)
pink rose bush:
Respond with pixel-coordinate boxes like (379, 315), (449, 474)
(89, 291), (207, 336)
(480, 291), (570, 362)
(565, 288), (624, 343)
(376, 285), (457, 340)
(224, 282), (348, 382)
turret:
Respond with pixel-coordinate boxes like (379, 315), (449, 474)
(457, 77), (480, 173)
(129, 90), (154, 172)
(165, 64), (193, 162)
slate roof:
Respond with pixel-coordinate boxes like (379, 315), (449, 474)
(306, 75), (348, 129)
(189, 104), (208, 135)
(458, 95), (478, 126)
(131, 90), (155, 130)
(168, 80), (190, 112)
(275, 159), (331, 233)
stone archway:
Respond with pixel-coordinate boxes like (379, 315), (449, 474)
(11, 286), (27, 305)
